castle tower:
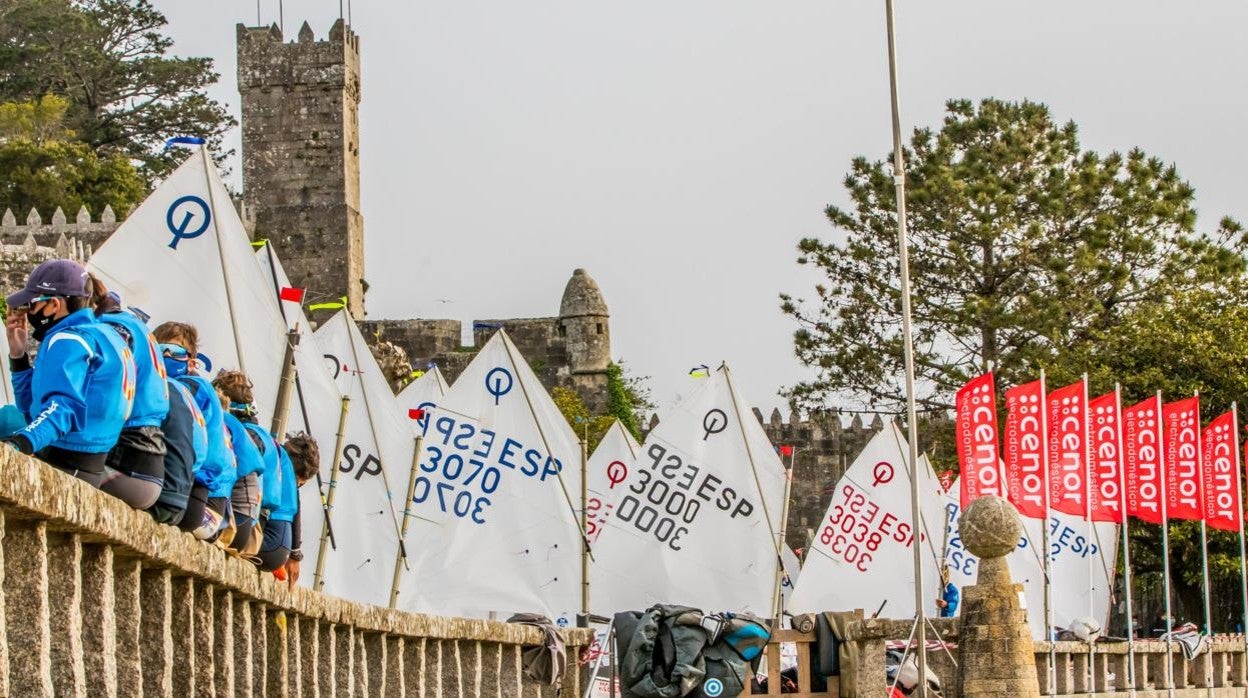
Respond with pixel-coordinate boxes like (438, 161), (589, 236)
(236, 20), (365, 318)
(559, 268), (611, 411)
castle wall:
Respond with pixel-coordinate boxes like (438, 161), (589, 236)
(0, 207), (106, 293)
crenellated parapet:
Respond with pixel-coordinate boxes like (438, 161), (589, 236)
(0, 206), (113, 294)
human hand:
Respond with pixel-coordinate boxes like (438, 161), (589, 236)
(284, 558), (300, 590)
(6, 311), (27, 359)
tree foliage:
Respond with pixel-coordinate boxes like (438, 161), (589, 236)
(0, 95), (146, 217)
(0, 0), (234, 180)
(781, 98), (1245, 414)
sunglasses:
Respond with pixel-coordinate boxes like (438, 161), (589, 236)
(159, 343), (191, 360)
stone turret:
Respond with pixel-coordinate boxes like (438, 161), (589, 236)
(559, 268), (610, 411)
(236, 19), (365, 320)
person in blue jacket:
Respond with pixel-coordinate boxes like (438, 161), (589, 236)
(256, 431), (319, 580)
(147, 376), (208, 526)
(1, 260), (148, 504)
(152, 321), (236, 539)
(90, 280), (170, 505)
(212, 370), (265, 555)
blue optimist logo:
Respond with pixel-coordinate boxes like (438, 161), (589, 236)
(484, 367), (513, 405)
(166, 195), (211, 249)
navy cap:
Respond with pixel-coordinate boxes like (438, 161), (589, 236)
(6, 259), (90, 308)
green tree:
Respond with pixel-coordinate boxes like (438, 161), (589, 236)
(0, 95), (146, 217)
(0, 0), (234, 179)
(781, 98), (1245, 414)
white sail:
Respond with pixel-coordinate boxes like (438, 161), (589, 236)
(396, 366), (451, 418)
(252, 244), (352, 588)
(311, 311), (415, 606)
(87, 148), (288, 415)
(586, 419), (641, 545)
(936, 481), (1117, 638)
(591, 365), (787, 616)
(0, 331), (12, 404)
(788, 422), (945, 619)
(398, 330), (584, 619)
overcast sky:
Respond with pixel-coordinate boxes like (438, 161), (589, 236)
(154, 1), (1248, 414)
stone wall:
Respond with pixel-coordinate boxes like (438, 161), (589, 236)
(0, 446), (593, 696)
(0, 206), (113, 292)
(237, 20), (366, 320)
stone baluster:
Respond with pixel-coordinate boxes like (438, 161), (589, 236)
(47, 531), (86, 697)
(7, 519), (53, 696)
(80, 544), (118, 698)
(114, 558), (144, 696)
(386, 636), (404, 696)
(234, 598), (255, 695)
(335, 622), (355, 697)
(322, 623), (338, 697)
(355, 630), (370, 694)
(194, 582), (217, 695)
(140, 568), (174, 696)
(170, 576), (197, 694)
(266, 609), (290, 696)
(404, 636), (426, 697)
(364, 632), (384, 695)
(214, 590), (236, 696)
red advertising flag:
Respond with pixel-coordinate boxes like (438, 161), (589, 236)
(1201, 411), (1239, 531)
(1087, 393), (1124, 523)
(1123, 396), (1165, 524)
(1046, 380), (1088, 517)
(1162, 397), (1203, 521)
(956, 373), (1003, 508)
(1003, 379), (1047, 519)
(279, 286), (305, 303)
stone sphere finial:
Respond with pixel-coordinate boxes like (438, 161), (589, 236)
(959, 495), (1022, 559)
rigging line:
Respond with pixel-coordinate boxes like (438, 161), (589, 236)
(887, 422), (943, 574)
(722, 364), (786, 583)
(500, 335), (595, 563)
(343, 309), (408, 548)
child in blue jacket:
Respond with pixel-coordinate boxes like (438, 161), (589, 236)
(152, 322), (236, 539)
(256, 431), (319, 579)
(91, 281), (170, 507)
(1, 260), (150, 507)
(213, 370), (266, 555)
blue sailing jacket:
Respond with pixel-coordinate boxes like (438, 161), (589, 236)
(175, 374), (236, 496)
(224, 412), (264, 479)
(13, 309), (135, 453)
(98, 310), (169, 429)
(245, 422), (299, 523)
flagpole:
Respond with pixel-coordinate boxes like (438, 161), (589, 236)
(1040, 369), (1056, 696)
(1194, 392), (1214, 694)
(881, 1), (928, 691)
(389, 435), (424, 608)
(313, 395), (351, 591)
(772, 448), (796, 621)
(1156, 391), (1174, 694)
(1114, 385), (1137, 695)
(1233, 403), (1248, 657)
(1082, 375), (1096, 697)
(580, 430), (590, 618)
(197, 145), (249, 379)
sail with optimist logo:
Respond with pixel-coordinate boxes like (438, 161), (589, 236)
(591, 364), (788, 617)
(397, 329), (584, 620)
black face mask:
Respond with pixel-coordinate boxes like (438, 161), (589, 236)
(27, 308), (58, 342)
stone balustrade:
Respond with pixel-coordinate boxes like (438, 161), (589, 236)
(0, 447), (593, 697)
(1034, 638), (1248, 696)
